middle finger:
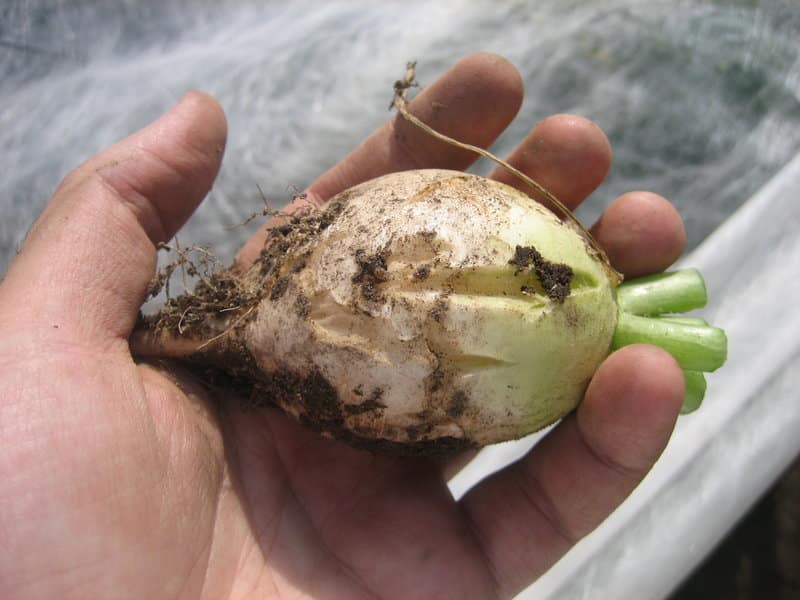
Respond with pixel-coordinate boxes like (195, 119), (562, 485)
(488, 113), (613, 211)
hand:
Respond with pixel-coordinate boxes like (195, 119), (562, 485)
(0, 54), (685, 599)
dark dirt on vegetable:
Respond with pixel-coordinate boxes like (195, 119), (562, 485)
(509, 244), (573, 302)
(189, 346), (473, 456)
(352, 247), (390, 302)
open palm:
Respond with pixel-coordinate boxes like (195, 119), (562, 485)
(0, 55), (686, 599)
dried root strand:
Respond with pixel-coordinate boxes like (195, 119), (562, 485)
(143, 240), (259, 341)
(230, 184), (311, 229)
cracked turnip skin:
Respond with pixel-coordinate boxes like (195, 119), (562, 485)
(243, 169), (618, 447)
(137, 169), (618, 451)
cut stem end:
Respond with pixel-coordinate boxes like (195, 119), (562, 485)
(611, 269), (727, 411)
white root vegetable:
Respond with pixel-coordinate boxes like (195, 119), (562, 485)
(134, 169), (621, 453)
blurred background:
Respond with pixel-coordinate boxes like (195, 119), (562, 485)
(1, 1), (798, 597)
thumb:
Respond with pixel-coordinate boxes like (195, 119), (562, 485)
(0, 92), (227, 343)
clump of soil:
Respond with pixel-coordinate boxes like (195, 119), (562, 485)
(344, 387), (386, 415)
(254, 198), (347, 291)
(352, 247), (390, 302)
(509, 244), (573, 302)
(413, 264), (431, 281)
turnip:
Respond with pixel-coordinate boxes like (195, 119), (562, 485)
(131, 64), (727, 454)
(132, 168), (726, 454)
